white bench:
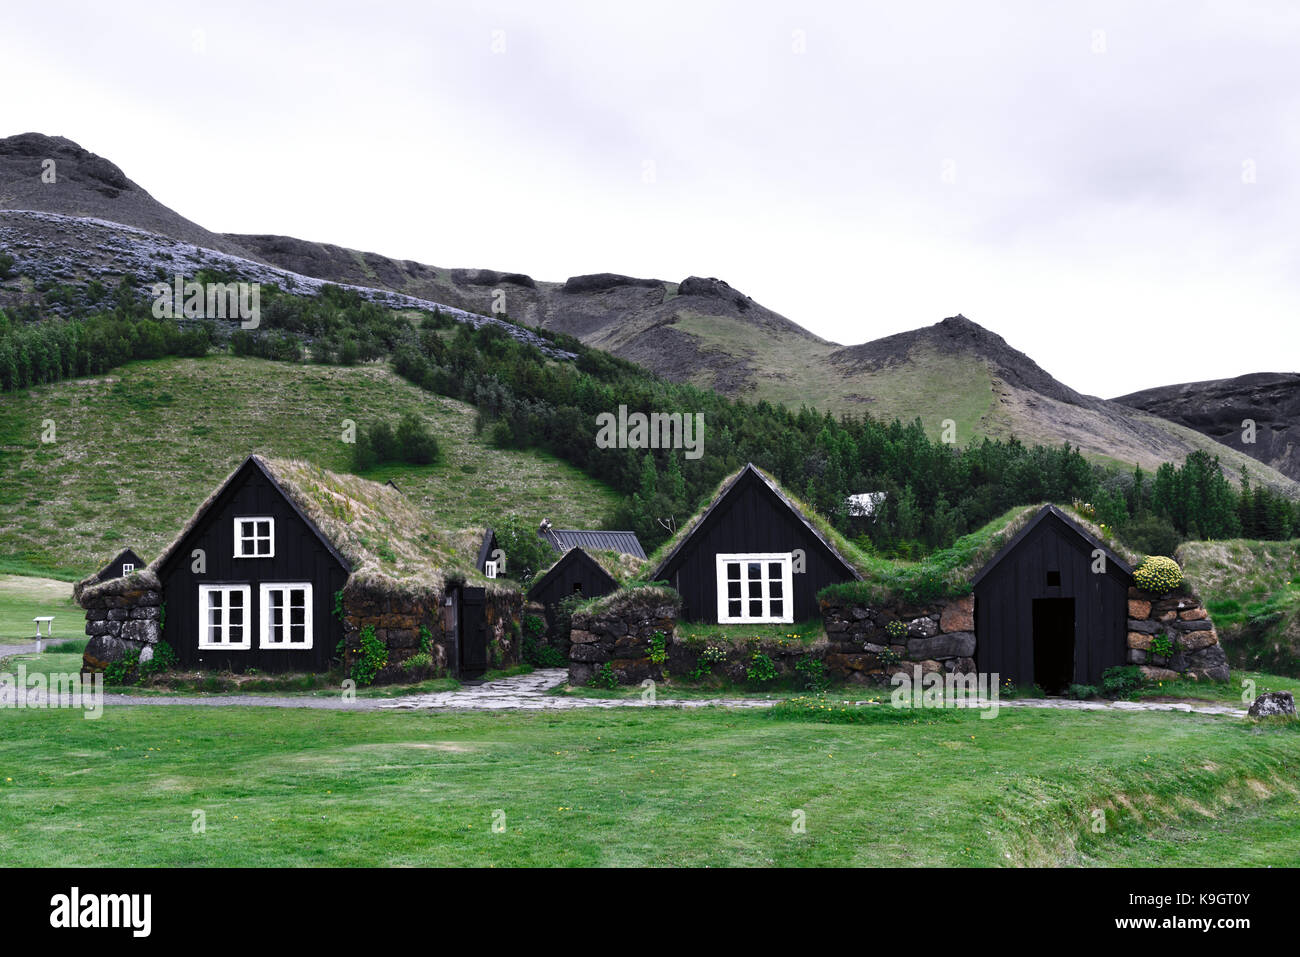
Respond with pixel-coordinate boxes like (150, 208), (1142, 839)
(33, 616), (54, 652)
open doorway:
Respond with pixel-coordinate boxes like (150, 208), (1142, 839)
(1032, 598), (1075, 694)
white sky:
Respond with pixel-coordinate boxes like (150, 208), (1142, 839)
(4, 0), (1298, 396)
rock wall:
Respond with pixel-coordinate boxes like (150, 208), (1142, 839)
(341, 586), (522, 684)
(568, 590), (679, 685)
(75, 570), (163, 673)
(1125, 587), (1228, 681)
(817, 595), (976, 684)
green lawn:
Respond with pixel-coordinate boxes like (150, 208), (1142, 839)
(0, 704), (1296, 866)
(0, 355), (620, 578)
(0, 574), (78, 644)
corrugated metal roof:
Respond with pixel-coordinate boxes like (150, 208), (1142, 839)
(540, 528), (646, 559)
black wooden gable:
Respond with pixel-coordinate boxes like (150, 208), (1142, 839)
(972, 505), (1133, 588)
(96, 547), (145, 582)
(527, 547), (618, 605)
(157, 456), (351, 579)
(653, 464), (861, 582)
(476, 528), (500, 573)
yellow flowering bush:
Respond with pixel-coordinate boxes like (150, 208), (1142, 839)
(1133, 555), (1184, 594)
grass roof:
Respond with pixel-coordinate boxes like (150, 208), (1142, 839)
(535, 546), (648, 586)
(149, 455), (514, 600)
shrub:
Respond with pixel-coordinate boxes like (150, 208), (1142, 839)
(885, 620), (907, 641)
(1121, 513), (1182, 557)
(795, 655), (829, 691)
(0, 252), (16, 280)
(588, 662), (617, 689)
(1101, 665), (1144, 698)
(350, 624), (389, 686)
(104, 650), (139, 686)
(402, 651), (433, 671)
(1068, 683), (1097, 700)
(648, 631), (668, 666)
(745, 651), (778, 686)
(1150, 632), (1175, 658)
(138, 641), (177, 678)
(1133, 555), (1184, 594)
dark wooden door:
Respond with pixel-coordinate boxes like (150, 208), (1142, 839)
(459, 586), (487, 678)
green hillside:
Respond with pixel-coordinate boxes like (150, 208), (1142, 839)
(1180, 538), (1300, 675)
(0, 355), (620, 578)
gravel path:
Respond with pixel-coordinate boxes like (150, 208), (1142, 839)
(0, 666), (1248, 716)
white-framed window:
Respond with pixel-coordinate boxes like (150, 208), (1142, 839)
(260, 582), (313, 649)
(234, 517), (275, 558)
(483, 559), (499, 579)
(121, 563), (135, 574)
(198, 584), (252, 649)
(716, 553), (794, 624)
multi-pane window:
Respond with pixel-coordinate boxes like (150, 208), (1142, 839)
(260, 583), (313, 649)
(198, 584), (251, 649)
(715, 553), (794, 624)
(483, 559), (499, 579)
(234, 517), (274, 558)
(121, 563), (135, 574)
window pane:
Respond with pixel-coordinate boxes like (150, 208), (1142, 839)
(749, 599), (763, 617)
(229, 607), (243, 626)
(770, 580), (783, 598)
(747, 562), (761, 579)
(230, 591), (243, 608)
(728, 600), (741, 617)
(748, 580), (762, 599)
(770, 600), (783, 618)
(769, 562), (782, 579)
(727, 581), (741, 599)
(726, 562), (740, 580)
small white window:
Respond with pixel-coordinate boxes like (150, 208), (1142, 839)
(198, 584), (252, 649)
(483, 559), (498, 579)
(716, 553), (794, 624)
(121, 563), (135, 574)
(234, 517), (275, 558)
(260, 583), (313, 649)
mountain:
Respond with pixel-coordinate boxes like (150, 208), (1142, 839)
(0, 132), (268, 262)
(1115, 373), (1300, 483)
(2, 132), (1297, 496)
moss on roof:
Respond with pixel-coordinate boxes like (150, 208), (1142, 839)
(149, 455), (515, 600)
(535, 546), (648, 585)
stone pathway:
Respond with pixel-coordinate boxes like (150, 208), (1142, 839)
(0, 660), (1248, 716)
(378, 669), (775, 712)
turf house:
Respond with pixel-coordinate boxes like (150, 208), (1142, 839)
(92, 547), (145, 583)
(75, 455), (522, 682)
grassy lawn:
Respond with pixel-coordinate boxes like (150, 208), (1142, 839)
(0, 574), (78, 644)
(0, 355), (620, 578)
(0, 704), (1296, 866)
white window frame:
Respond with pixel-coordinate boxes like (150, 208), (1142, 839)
(483, 559), (499, 579)
(259, 582), (314, 650)
(716, 553), (794, 624)
(121, 563), (135, 574)
(198, 584), (252, 650)
(233, 517), (275, 558)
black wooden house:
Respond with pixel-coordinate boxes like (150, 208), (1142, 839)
(652, 463), (862, 624)
(972, 505), (1134, 691)
(152, 456), (351, 673)
(95, 547), (145, 582)
(527, 547), (619, 610)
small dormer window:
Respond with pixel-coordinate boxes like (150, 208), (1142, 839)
(484, 559), (499, 579)
(1046, 570), (1061, 587)
(121, 563), (135, 575)
(234, 517), (275, 558)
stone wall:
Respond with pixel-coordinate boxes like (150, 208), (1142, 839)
(341, 585), (523, 685)
(1125, 587), (1228, 681)
(568, 589), (679, 685)
(75, 570), (163, 673)
(818, 595), (975, 684)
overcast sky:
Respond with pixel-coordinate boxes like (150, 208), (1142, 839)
(4, 1), (1297, 396)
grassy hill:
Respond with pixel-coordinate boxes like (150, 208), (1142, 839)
(1180, 538), (1300, 676)
(0, 355), (620, 579)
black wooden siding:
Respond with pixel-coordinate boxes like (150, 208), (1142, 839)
(974, 512), (1130, 686)
(528, 549), (618, 609)
(159, 461), (349, 673)
(99, 548), (145, 581)
(657, 469), (858, 624)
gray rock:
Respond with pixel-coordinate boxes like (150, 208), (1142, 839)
(907, 617), (939, 639)
(906, 631), (975, 660)
(107, 608), (130, 621)
(569, 643), (610, 663)
(138, 645), (154, 665)
(1127, 618), (1161, 635)
(1172, 618), (1214, 632)
(1127, 648), (1148, 664)
(85, 619), (120, 637)
(129, 605), (161, 620)
(1248, 691), (1296, 718)
(119, 619), (160, 644)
